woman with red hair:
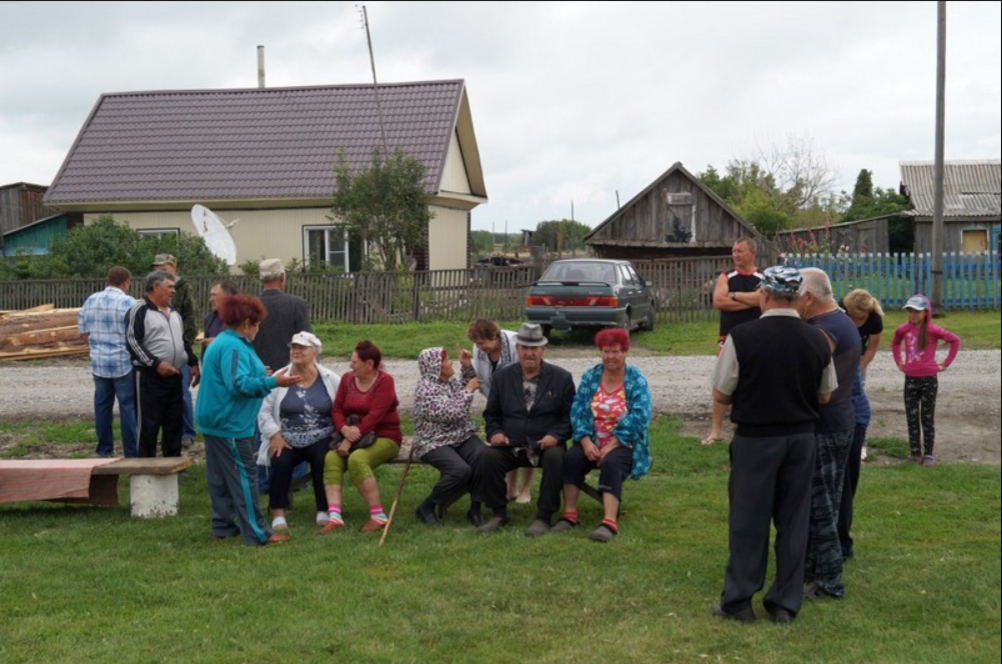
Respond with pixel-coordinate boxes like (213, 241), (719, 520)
(195, 294), (301, 546)
(319, 340), (403, 534)
(551, 327), (652, 542)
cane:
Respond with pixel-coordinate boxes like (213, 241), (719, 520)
(378, 442), (416, 546)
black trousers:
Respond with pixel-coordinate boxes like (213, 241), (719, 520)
(475, 443), (565, 521)
(422, 435), (485, 508)
(268, 438), (330, 512)
(563, 442), (633, 501)
(721, 432), (815, 617)
(135, 369), (183, 458)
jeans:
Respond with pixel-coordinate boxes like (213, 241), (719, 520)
(93, 372), (138, 458)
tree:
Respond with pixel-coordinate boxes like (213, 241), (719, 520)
(330, 147), (433, 272)
(532, 219), (592, 254)
(0, 215), (228, 280)
(470, 230), (494, 259)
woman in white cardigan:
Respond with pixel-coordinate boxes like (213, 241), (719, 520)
(258, 331), (340, 531)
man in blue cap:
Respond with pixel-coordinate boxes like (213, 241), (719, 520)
(710, 265), (837, 624)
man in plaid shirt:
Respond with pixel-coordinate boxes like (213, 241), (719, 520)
(78, 266), (138, 458)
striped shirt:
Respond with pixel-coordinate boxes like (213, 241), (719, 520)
(77, 286), (136, 378)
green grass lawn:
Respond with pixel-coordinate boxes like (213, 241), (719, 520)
(2, 417), (999, 663)
(314, 310), (1000, 359)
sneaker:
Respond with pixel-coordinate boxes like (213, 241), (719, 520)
(860, 445), (867, 461)
(906, 454), (922, 463)
(922, 455), (937, 466)
(181, 435), (195, 449)
(524, 518), (551, 537)
(550, 518), (578, 534)
(589, 524), (616, 543)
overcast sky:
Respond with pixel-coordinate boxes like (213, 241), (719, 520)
(1, 1), (999, 232)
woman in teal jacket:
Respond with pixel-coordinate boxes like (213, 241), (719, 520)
(552, 327), (651, 543)
(195, 293), (300, 546)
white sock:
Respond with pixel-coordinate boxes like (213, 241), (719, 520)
(316, 511), (330, 524)
(271, 516), (288, 530)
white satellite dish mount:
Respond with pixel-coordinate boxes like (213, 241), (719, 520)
(191, 204), (238, 266)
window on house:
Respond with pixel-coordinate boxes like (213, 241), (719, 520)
(304, 226), (364, 272)
(138, 228), (180, 238)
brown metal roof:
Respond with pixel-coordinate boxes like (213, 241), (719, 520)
(44, 80), (471, 204)
(900, 160), (1001, 218)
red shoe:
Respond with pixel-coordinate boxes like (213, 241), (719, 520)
(317, 520), (345, 535)
(360, 518), (387, 533)
(264, 532), (290, 545)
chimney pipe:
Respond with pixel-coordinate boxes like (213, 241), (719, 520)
(257, 45), (265, 88)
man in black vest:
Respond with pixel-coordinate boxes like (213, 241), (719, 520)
(701, 237), (764, 446)
(711, 266), (836, 624)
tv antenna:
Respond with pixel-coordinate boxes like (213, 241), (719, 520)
(191, 204), (239, 266)
(358, 4), (389, 157)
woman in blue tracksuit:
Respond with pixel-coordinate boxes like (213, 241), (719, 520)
(195, 293), (300, 546)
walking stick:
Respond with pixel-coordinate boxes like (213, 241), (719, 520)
(379, 442), (416, 546)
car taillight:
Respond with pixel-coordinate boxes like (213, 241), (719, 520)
(527, 296), (618, 307)
(527, 296), (551, 306)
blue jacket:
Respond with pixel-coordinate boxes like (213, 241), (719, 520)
(570, 363), (652, 480)
(196, 328), (278, 438)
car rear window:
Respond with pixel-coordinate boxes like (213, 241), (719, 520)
(540, 262), (616, 283)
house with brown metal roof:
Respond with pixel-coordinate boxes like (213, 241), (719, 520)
(42, 79), (487, 272)
(900, 160), (1001, 254)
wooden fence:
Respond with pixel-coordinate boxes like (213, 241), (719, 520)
(784, 251), (1000, 310)
(1, 252), (996, 324)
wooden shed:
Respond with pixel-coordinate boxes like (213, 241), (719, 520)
(775, 215), (893, 255)
(901, 160), (1001, 254)
(584, 162), (769, 260)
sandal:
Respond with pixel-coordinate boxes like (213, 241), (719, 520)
(700, 435), (725, 446)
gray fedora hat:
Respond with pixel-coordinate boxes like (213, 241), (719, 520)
(515, 322), (548, 347)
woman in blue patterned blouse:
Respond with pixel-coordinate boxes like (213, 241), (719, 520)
(551, 327), (652, 542)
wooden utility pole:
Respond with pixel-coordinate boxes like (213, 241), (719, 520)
(931, 0), (946, 314)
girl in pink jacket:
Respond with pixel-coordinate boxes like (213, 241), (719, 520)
(891, 294), (961, 466)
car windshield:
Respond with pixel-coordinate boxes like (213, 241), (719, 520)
(541, 262), (616, 283)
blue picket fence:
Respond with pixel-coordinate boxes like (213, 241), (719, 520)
(783, 251), (1000, 310)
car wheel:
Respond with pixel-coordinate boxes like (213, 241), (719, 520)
(644, 304), (656, 331)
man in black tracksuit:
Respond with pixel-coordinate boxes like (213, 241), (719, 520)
(126, 271), (199, 458)
(710, 266), (836, 624)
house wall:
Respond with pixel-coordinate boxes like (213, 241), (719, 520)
(85, 208), (335, 269)
(777, 218), (890, 255)
(428, 206), (470, 270)
(439, 131), (472, 196)
(3, 217), (70, 255)
(86, 204), (470, 271)
(2, 184), (60, 235)
(913, 218), (1001, 254)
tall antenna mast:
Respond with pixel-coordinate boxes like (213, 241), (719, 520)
(359, 5), (390, 158)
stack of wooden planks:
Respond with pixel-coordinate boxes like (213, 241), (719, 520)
(0, 304), (88, 361)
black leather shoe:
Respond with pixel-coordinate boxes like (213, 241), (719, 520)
(478, 513), (510, 533)
(416, 500), (442, 526)
(769, 609), (794, 624)
(466, 507), (484, 528)
(712, 605), (756, 622)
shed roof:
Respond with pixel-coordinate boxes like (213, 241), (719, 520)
(900, 160), (1001, 218)
(43, 79), (485, 206)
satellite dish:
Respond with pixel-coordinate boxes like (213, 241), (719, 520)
(191, 204), (238, 266)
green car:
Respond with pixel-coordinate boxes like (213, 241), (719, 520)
(525, 258), (656, 336)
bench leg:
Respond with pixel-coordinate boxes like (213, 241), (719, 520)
(129, 474), (180, 518)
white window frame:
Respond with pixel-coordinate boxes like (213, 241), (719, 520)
(303, 225), (364, 271)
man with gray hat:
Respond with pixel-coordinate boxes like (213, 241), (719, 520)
(711, 266), (836, 624)
(474, 323), (576, 536)
(151, 253), (199, 448)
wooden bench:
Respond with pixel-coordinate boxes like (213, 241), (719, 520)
(0, 456), (193, 518)
(92, 457), (194, 518)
